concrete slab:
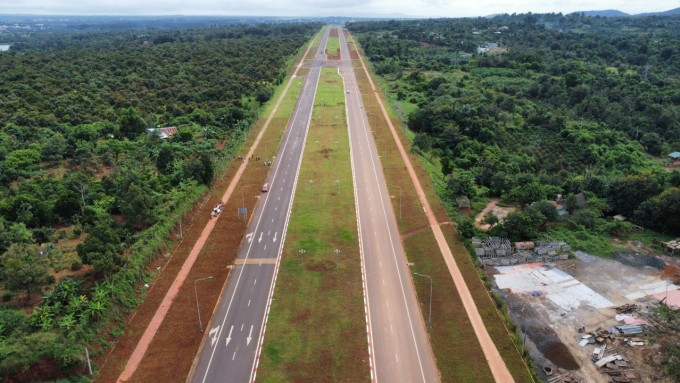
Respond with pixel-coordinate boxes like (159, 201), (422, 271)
(494, 264), (613, 311)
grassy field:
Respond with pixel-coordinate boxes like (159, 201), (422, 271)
(348, 32), (536, 382)
(256, 67), (370, 382)
(325, 35), (340, 57)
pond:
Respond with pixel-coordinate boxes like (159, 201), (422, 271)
(0, 44), (11, 52)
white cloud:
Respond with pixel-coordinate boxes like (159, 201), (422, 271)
(0, 0), (677, 17)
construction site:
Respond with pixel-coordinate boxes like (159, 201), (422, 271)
(474, 237), (680, 383)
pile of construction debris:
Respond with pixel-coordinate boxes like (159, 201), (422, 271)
(547, 372), (583, 383)
(582, 336), (639, 381)
(615, 304), (640, 314)
(573, 304), (655, 382)
(596, 353), (637, 382)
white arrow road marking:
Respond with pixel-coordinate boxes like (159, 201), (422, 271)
(246, 232), (254, 243)
(209, 326), (220, 347)
(258, 232), (263, 243)
(225, 325), (233, 347)
(247, 325), (254, 346)
(273, 232), (278, 242)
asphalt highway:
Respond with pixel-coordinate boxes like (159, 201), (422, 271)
(188, 28), (329, 383)
(338, 29), (440, 382)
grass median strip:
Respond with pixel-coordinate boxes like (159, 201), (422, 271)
(257, 67), (370, 382)
(326, 30), (340, 57)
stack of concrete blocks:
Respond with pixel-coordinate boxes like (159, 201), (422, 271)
(471, 238), (485, 264)
(535, 241), (572, 261)
(472, 237), (513, 266)
(473, 238), (574, 266)
(515, 250), (533, 264)
(483, 237), (512, 258)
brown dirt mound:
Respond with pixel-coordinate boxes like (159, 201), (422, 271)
(305, 260), (334, 272)
(325, 49), (341, 61)
(319, 148), (334, 158)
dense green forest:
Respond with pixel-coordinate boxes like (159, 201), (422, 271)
(0, 22), (319, 379)
(348, 14), (680, 244)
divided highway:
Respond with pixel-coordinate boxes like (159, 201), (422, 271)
(339, 29), (440, 382)
(188, 28), (330, 383)
(191, 26), (440, 383)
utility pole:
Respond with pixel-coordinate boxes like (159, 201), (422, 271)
(194, 276), (213, 332)
(388, 183), (402, 220)
(412, 272), (433, 329)
(84, 347), (92, 375)
(375, 138), (386, 168)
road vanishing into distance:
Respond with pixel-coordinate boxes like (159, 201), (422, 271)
(190, 26), (439, 383)
(188, 28), (329, 383)
(338, 29), (440, 382)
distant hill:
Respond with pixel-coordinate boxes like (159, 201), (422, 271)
(573, 7), (680, 17)
(578, 9), (630, 17)
(637, 7), (680, 16)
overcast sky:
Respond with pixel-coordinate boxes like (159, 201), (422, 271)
(0, 1), (677, 18)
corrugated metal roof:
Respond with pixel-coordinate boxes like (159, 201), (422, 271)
(614, 324), (643, 335)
